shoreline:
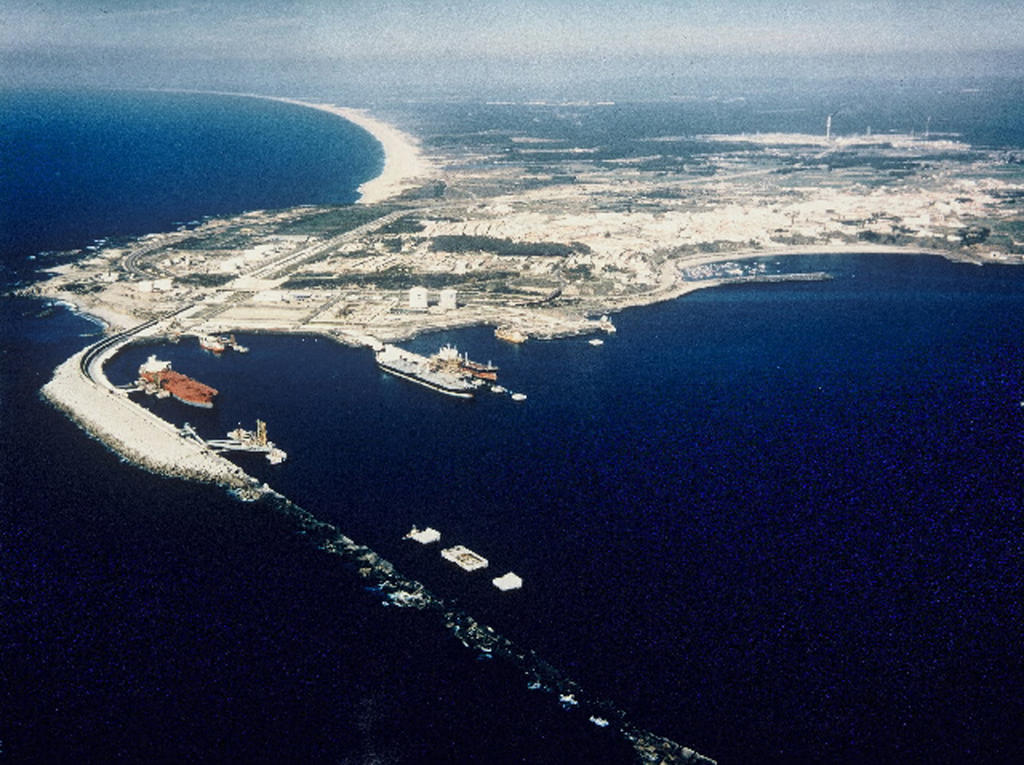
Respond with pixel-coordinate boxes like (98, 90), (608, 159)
(33, 290), (716, 765)
(138, 88), (432, 205)
(266, 96), (432, 204)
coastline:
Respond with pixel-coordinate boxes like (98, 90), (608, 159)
(33, 297), (716, 765)
(267, 96), (432, 204)
(11, 85), (1023, 765)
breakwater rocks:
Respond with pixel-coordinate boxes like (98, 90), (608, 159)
(268, 491), (716, 764)
(41, 339), (714, 764)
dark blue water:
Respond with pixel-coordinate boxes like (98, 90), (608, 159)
(4, 88), (1024, 763)
(0, 89), (381, 273)
(94, 254), (1024, 763)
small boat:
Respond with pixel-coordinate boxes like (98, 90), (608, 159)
(511, 392), (527, 402)
(588, 338), (604, 346)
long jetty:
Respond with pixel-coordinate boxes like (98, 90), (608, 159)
(43, 308), (259, 493)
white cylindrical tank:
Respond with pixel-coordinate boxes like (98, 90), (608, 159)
(409, 286), (429, 310)
(439, 288), (457, 310)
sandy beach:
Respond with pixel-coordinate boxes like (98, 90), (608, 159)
(269, 97), (432, 204)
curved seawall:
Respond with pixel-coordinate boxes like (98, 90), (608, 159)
(40, 325), (715, 764)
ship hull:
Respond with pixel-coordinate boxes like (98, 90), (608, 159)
(139, 358), (218, 408)
(171, 394), (215, 409)
(377, 362), (475, 399)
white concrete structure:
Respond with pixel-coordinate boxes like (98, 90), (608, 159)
(439, 288), (457, 310)
(405, 526), (441, 544)
(492, 572), (523, 591)
(409, 286), (428, 310)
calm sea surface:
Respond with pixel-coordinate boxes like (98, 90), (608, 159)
(3, 87), (1023, 763)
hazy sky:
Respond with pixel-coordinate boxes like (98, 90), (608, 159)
(3, 1), (1022, 94)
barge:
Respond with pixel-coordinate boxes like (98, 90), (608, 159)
(441, 545), (489, 572)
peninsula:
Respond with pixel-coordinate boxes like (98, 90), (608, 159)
(24, 97), (1024, 348)
(23, 95), (1024, 765)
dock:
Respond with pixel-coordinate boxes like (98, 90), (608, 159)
(186, 419), (287, 464)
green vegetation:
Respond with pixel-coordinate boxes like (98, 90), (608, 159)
(172, 233), (263, 251)
(429, 235), (590, 257)
(64, 282), (104, 294)
(173, 273), (236, 287)
(561, 263), (593, 279)
(274, 206), (394, 236)
(958, 225), (990, 245)
(378, 216), (426, 234)
(395, 181), (447, 200)
(281, 267), (520, 291)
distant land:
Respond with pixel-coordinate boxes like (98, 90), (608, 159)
(23, 93), (1024, 343)
(17, 88), (1024, 764)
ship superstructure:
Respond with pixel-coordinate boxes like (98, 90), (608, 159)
(433, 344), (499, 381)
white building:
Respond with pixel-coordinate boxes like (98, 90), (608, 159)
(439, 288), (457, 311)
(409, 286), (429, 310)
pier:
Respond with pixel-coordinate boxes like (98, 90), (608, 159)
(199, 420), (288, 464)
(43, 308), (261, 495)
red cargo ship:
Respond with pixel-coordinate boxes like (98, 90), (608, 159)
(138, 355), (218, 409)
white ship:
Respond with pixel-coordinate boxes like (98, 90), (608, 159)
(375, 344), (478, 398)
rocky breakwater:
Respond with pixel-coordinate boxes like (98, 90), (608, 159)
(42, 341), (259, 496)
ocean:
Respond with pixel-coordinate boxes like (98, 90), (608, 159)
(3, 86), (1023, 764)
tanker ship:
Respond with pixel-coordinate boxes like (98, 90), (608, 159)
(138, 355), (218, 408)
(375, 344), (478, 398)
(434, 344), (499, 381)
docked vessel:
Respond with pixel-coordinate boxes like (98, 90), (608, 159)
(433, 344), (499, 381)
(199, 334), (226, 353)
(375, 344), (479, 398)
(495, 326), (528, 344)
(138, 355), (218, 408)
(199, 333), (248, 353)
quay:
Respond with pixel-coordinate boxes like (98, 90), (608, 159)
(43, 310), (261, 494)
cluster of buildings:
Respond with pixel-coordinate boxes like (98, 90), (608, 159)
(408, 286), (457, 311)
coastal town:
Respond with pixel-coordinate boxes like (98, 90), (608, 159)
(27, 94), (1024, 490)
